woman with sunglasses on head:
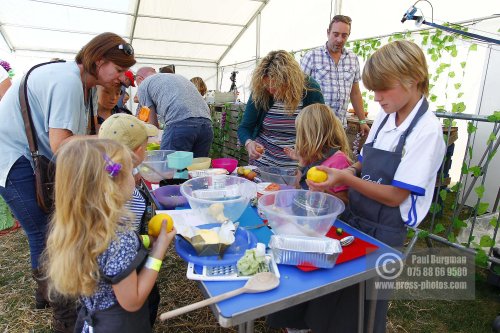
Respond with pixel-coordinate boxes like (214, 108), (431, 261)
(237, 50), (324, 168)
(0, 32), (135, 333)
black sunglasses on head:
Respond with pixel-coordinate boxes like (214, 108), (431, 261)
(118, 43), (134, 56)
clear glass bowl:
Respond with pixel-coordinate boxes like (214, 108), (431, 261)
(180, 175), (257, 224)
(257, 166), (299, 186)
(139, 150), (176, 183)
(258, 190), (345, 237)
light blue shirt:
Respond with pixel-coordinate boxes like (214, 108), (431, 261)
(0, 61), (89, 187)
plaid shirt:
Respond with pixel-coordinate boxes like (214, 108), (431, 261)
(300, 43), (361, 126)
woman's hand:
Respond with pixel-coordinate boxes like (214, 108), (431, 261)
(245, 140), (265, 160)
(150, 220), (176, 259)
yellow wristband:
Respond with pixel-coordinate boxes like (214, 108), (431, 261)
(145, 256), (162, 272)
(141, 235), (150, 249)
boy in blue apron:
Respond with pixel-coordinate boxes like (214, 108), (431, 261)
(268, 40), (446, 333)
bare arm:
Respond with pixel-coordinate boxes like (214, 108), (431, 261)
(113, 222), (176, 312)
(350, 82), (370, 136)
(49, 128), (74, 153)
(307, 164), (410, 207)
(148, 105), (159, 128)
(0, 78), (12, 100)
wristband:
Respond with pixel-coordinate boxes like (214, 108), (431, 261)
(141, 235), (150, 249)
(244, 139), (253, 148)
(359, 119), (367, 125)
(145, 256), (162, 272)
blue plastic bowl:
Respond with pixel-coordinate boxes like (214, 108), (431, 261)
(152, 185), (188, 209)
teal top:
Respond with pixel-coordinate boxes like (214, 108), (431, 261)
(237, 76), (324, 145)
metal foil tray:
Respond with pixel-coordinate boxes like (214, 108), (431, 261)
(269, 235), (342, 268)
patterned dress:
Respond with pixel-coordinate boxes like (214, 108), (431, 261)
(251, 101), (302, 168)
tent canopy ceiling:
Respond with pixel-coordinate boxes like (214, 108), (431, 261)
(0, 0), (268, 64)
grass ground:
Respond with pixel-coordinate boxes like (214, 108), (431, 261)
(1, 228), (499, 333)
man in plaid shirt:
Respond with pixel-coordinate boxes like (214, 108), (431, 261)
(301, 15), (370, 136)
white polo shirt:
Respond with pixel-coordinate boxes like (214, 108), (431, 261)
(360, 98), (446, 227)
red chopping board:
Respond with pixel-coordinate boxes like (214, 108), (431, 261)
(297, 226), (379, 271)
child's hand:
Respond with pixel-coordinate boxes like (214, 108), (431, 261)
(150, 220), (176, 259)
(283, 147), (298, 161)
(246, 141), (265, 160)
(306, 165), (339, 191)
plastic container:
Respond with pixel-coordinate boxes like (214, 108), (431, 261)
(257, 166), (299, 186)
(269, 234), (342, 268)
(168, 151), (194, 170)
(180, 175), (257, 224)
(212, 158), (238, 173)
(139, 150), (176, 183)
(187, 157), (212, 171)
(258, 190), (345, 237)
(152, 185), (188, 209)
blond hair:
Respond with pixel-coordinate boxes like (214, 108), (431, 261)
(45, 138), (134, 298)
(295, 103), (352, 165)
(251, 50), (307, 115)
(362, 40), (429, 96)
(190, 77), (207, 96)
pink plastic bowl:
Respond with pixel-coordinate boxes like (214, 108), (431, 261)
(211, 158), (238, 173)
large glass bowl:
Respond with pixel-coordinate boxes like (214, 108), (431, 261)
(180, 175), (257, 224)
(258, 190), (345, 237)
(139, 150), (175, 183)
(257, 166), (299, 186)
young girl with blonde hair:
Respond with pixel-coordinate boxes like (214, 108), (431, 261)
(44, 138), (175, 332)
(285, 103), (352, 203)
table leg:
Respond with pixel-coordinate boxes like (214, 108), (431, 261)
(238, 321), (255, 333)
(358, 281), (365, 333)
(366, 277), (379, 333)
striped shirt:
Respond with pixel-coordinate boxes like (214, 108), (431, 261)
(251, 101), (301, 168)
(300, 44), (361, 126)
(124, 188), (146, 232)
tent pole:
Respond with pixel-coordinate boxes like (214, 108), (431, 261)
(334, 0), (343, 15)
(129, 0), (141, 44)
(0, 23), (15, 52)
(256, 12), (261, 64)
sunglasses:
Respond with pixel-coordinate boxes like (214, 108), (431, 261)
(118, 43), (134, 56)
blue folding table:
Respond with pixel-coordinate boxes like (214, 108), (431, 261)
(187, 205), (402, 333)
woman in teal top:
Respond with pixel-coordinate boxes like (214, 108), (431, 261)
(237, 50), (324, 168)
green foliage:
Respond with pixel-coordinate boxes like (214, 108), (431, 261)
(476, 202), (489, 215)
(486, 111), (500, 122)
(474, 185), (485, 199)
(479, 235), (495, 247)
(467, 122), (477, 134)
(489, 216), (499, 228)
(475, 248), (488, 267)
(434, 223), (445, 234)
(452, 217), (467, 229)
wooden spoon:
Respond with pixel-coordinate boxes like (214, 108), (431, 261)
(159, 272), (279, 321)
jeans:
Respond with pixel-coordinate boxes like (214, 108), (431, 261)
(161, 117), (214, 158)
(0, 156), (49, 269)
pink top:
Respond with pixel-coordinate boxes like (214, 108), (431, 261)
(321, 151), (350, 193)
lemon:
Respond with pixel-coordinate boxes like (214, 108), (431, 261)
(148, 213), (174, 237)
(306, 167), (328, 183)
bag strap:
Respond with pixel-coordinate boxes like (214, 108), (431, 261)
(18, 60), (66, 158)
(88, 88), (96, 135)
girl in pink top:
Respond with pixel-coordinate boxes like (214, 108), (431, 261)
(285, 103), (352, 203)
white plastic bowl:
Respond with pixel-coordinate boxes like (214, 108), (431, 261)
(258, 190), (345, 237)
(180, 175), (257, 224)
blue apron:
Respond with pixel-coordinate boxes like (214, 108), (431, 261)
(346, 99), (429, 248)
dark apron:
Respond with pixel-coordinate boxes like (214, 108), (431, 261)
(74, 236), (152, 333)
(346, 99), (428, 248)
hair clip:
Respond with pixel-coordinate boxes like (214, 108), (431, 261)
(103, 154), (122, 177)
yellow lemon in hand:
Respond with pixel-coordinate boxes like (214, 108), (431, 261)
(306, 167), (328, 183)
(148, 213), (174, 237)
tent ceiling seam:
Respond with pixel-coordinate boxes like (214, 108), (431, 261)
(0, 22), (14, 52)
(217, 0), (269, 64)
(27, 0), (245, 27)
(129, 0), (141, 44)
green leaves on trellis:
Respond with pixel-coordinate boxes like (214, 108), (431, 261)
(467, 122), (477, 134)
(469, 44), (477, 51)
(469, 166), (481, 177)
(475, 249), (488, 267)
(490, 216), (499, 228)
(451, 101), (466, 113)
(476, 202), (489, 215)
(487, 111), (500, 122)
(479, 235), (495, 247)
(453, 217), (467, 229)
(474, 185), (485, 198)
(434, 223), (446, 234)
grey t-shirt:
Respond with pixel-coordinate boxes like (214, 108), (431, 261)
(138, 74), (211, 126)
